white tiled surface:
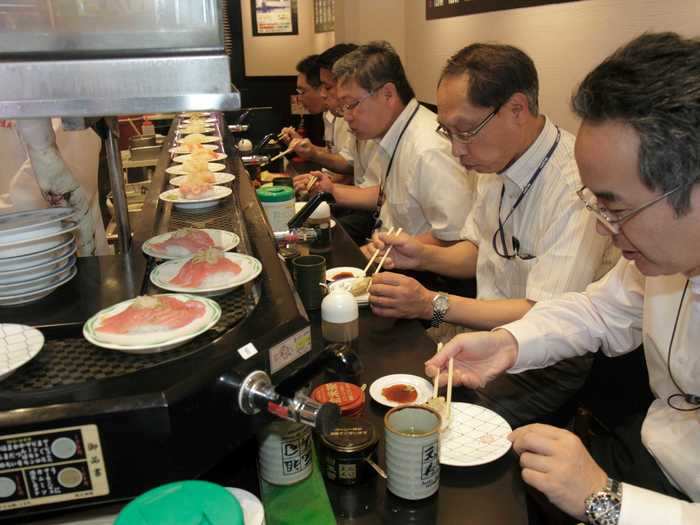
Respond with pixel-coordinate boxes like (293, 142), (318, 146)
(440, 402), (512, 467)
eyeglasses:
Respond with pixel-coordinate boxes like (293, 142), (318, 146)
(436, 106), (500, 144)
(339, 89), (376, 113)
(576, 185), (683, 234)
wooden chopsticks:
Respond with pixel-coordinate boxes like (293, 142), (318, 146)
(432, 342), (443, 399)
(446, 356), (454, 421)
(362, 227), (394, 274)
(373, 227), (403, 275)
(306, 175), (318, 192)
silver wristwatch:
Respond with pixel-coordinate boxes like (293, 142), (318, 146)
(430, 293), (449, 328)
(584, 477), (622, 525)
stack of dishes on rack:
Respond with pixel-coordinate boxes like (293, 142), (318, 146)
(160, 114), (233, 211)
(0, 208), (79, 306)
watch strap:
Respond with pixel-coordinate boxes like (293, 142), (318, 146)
(584, 477), (622, 525)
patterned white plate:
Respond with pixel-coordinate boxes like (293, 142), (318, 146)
(150, 252), (262, 297)
(173, 152), (228, 163)
(439, 402), (512, 467)
(170, 173), (235, 187)
(169, 144), (219, 155)
(83, 294), (221, 354)
(166, 162), (226, 176)
(369, 374), (433, 408)
(0, 324), (44, 381)
(159, 186), (232, 210)
(142, 229), (240, 260)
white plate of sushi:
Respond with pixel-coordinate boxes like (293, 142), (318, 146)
(169, 173), (235, 187)
(83, 294), (221, 354)
(150, 249), (262, 297)
(176, 134), (220, 145)
(159, 186), (232, 210)
(142, 228), (240, 260)
(169, 144), (219, 155)
(166, 162), (226, 176)
(173, 152), (228, 163)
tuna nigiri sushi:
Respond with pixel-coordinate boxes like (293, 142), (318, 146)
(170, 248), (242, 288)
(149, 228), (215, 258)
(93, 295), (208, 345)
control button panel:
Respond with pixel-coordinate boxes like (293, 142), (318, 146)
(0, 425), (109, 511)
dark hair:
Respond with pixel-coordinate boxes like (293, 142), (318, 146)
(572, 32), (700, 216)
(332, 41), (415, 105)
(440, 43), (539, 115)
(296, 54), (321, 88)
(317, 43), (358, 71)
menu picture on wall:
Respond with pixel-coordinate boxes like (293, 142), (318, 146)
(252, 0), (298, 36)
(314, 0), (335, 33)
(426, 0), (580, 19)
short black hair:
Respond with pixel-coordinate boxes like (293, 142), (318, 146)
(317, 43), (358, 71)
(441, 43), (539, 115)
(296, 54), (321, 88)
(333, 41), (415, 106)
(572, 32), (700, 216)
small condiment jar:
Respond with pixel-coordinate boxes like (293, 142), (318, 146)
(319, 416), (379, 486)
(311, 381), (365, 416)
(308, 201), (332, 253)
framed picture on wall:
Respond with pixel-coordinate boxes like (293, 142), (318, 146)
(314, 0), (334, 33)
(251, 0), (298, 36)
(426, 0), (580, 19)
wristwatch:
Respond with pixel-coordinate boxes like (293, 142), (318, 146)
(584, 477), (622, 525)
(430, 293), (449, 328)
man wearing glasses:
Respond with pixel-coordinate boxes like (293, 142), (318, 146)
(426, 33), (700, 525)
(369, 43), (616, 427)
(312, 41), (474, 248)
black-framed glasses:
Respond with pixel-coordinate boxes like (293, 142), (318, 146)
(436, 106), (500, 144)
(577, 185), (684, 234)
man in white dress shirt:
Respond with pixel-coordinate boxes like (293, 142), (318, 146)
(370, 43), (616, 426)
(314, 41), (474, 248)
(426, 33), (700, 525)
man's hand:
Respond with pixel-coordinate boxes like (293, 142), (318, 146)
(279, 126), (301, 143)
(369, 273), (434, 319)
(425, 329), (519, 388)
(368, 231), (426, 270)
(360, 243), (375, 260)
(289, 138), (316, 160)
(509, 424), (608, 521)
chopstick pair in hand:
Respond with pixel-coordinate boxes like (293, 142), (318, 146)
(362, 227), (403, 275)
(429, 342), (453, 427)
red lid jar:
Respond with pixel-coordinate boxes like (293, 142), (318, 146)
(311, 382), (365, 416)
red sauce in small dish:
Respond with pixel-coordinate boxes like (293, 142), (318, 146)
(381, 384), (418, 404)
(332, 272), (355, 281)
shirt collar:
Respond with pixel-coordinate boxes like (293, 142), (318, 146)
(689, 274), (700, 295)
(500, 116), (557, 190)
(378, 98), (419, 154)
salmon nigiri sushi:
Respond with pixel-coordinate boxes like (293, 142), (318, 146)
(149, 228), (215, 258)
(93, 295), (208, 345)
(170, 248), (242, 288)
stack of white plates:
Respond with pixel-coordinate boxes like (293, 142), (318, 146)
(0, 208), (79, 306)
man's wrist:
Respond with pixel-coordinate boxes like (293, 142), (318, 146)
(421, 289), (436, 320)
(493, 329), (519, 369)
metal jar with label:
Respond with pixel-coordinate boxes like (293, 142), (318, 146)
(319, 416), (378, 486)
(257, 420), (313, 485)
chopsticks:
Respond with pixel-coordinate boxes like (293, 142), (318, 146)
(374, 227), (403, 275)
(432, 342), (443, 398)
(446, 356), (454, 421)
(306, 175), (318, 192)
(362, 227), (395, 274)
(267, 145), (294, 164)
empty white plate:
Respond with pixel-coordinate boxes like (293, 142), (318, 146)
(176, 134), (220, 145)
(369, 374), (433, 408)
(0, 324), (44, 382)
(0, 221), (78, 258)
(0, 207), (74, 243)
(0, 250), (76, 284)
(0, 236), (75, 272)
(0, 265), (77, 306)
(439, 402), (512, 467)
(169, 144), (219, 155)
(0, 259), (76, 296)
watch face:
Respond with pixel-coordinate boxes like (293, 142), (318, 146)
(434, 294), (449, 312)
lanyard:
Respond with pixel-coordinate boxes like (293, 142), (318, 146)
(496, 126), (561, 256)
(376, 103), (421, 210)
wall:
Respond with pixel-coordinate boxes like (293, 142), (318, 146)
(335, 0), (700, 134)
(241, 0), (335, 76)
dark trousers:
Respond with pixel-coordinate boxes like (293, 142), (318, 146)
(336, 209), (375, 246)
